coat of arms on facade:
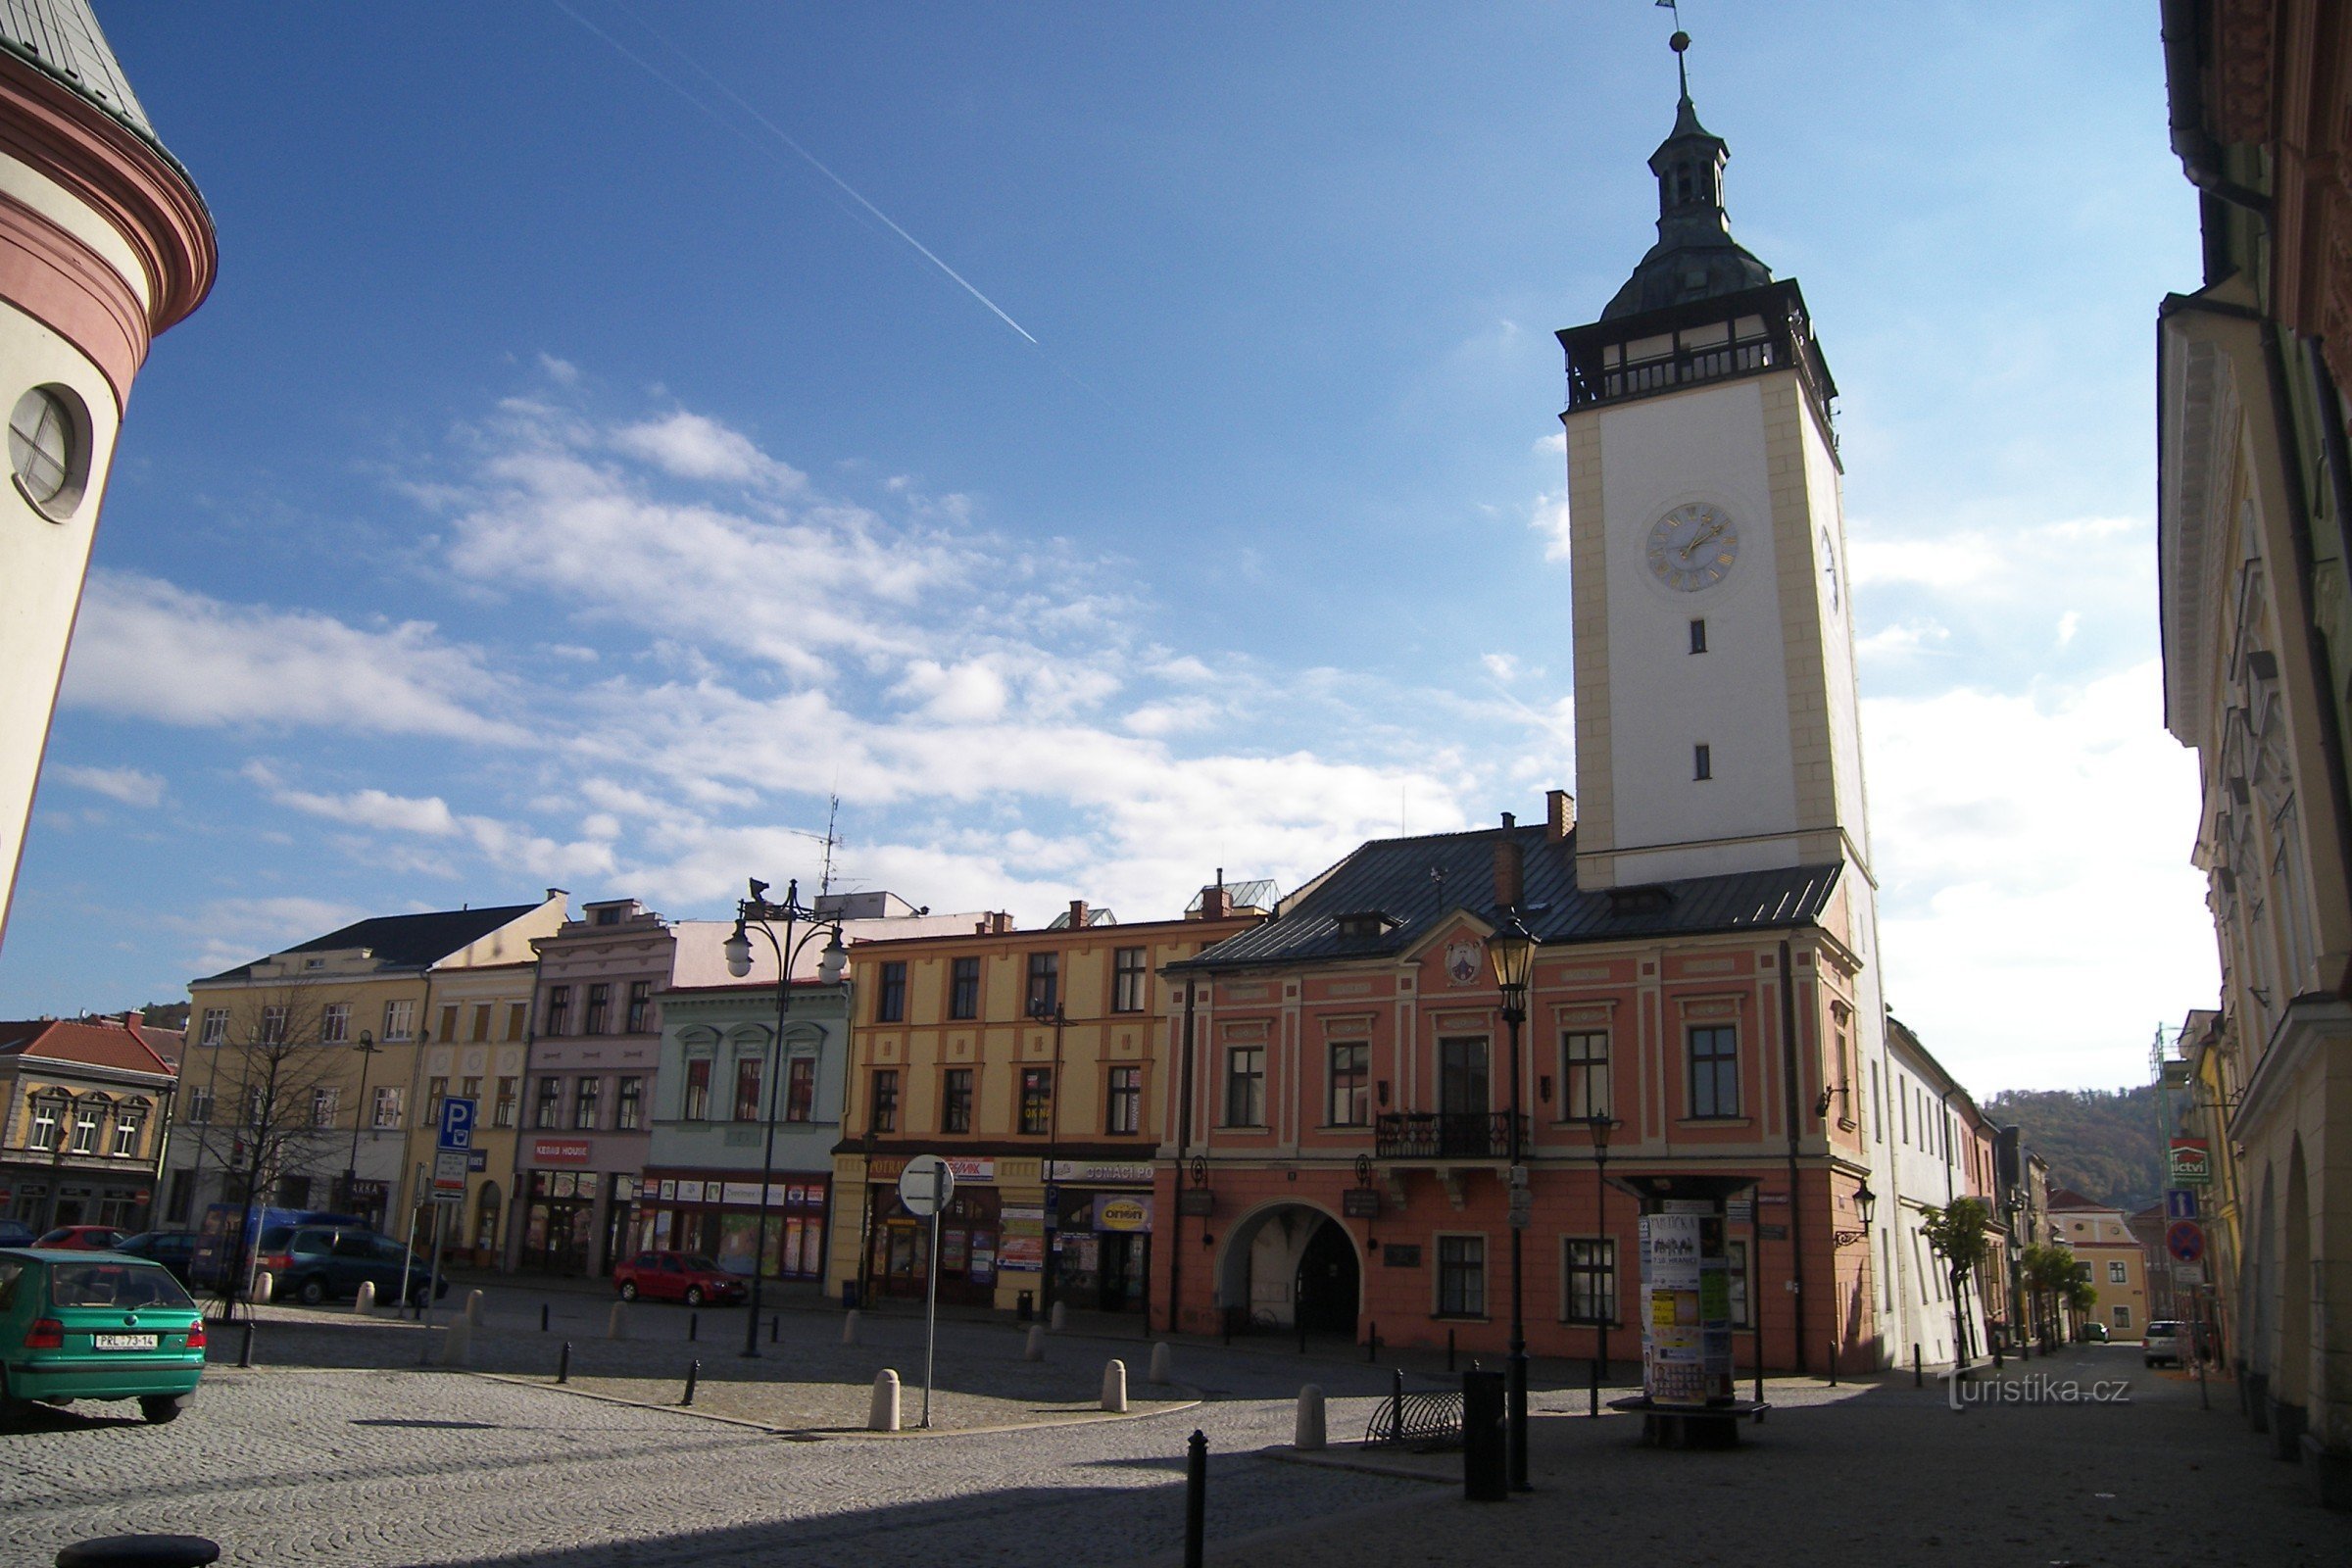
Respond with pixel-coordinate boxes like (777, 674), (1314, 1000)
(1445, 939), (1482, 986)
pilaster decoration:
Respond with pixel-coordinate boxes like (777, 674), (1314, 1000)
(2208, 0), (2274, 147)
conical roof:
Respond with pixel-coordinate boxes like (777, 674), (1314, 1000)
(0, 0), (174, 160)
(1599, 82), (1774, 320)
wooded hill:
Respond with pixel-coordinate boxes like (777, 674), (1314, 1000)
(1984, 1084), (2167, 1213)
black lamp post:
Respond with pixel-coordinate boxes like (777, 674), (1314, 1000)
(1486, 914), (1536, 1494)
(344, 1029), (379, 1216)
(1830, 1179), (1878, 1247)
(1586, 1110), (1618, 1390)
(1026, 996), (1067, 1316)
(723, 877), (848, 1358)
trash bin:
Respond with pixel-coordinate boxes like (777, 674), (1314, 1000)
(1462, 1369), (1507, 1502)
(840, 1281), (858, 1311)
(1017, 1290), (1034, 1323)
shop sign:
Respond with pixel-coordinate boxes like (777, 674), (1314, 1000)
(1093, 1195), (1153, 1233)
(467, 1150), (488, 1172)
(1001, 1205), (1044, 1223)
(866, 1154), (997, 1183)
(531, 1139), (593, 1165)
(1178, 1189), (1215, 1217)
(1048, 1159), (1152, 1184)
(1342, 1189), (1380, 1219)
(2168, 1138), (2212, 1186)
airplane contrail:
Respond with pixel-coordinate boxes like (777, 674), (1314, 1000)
(547, 0), (1039, 346)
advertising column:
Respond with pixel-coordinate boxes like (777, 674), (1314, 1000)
(1640, 1199), (1734, 1406)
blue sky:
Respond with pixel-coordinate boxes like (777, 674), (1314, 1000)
(6, 1), (2210, 1093)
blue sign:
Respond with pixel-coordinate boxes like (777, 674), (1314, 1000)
(2165, 1189), (2199, 1221)
(437, 1097), (478, 1152)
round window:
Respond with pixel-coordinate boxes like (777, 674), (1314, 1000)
(9, 385), (88, 518)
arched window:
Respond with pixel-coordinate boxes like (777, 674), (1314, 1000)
(474, 1180), (503, 1252)
(112, 1097), (151, 1157)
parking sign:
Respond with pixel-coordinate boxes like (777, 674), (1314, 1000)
(438, 1097), (477, 1152)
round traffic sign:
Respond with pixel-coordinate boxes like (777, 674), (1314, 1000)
(2166, 1219), (2205, 1264)
(899, 1154), (956, 1217)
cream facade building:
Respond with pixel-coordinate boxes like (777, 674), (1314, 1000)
(406, 958), (535, 1264)
(0, 2), (214, 944)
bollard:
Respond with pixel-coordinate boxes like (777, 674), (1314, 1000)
(1462, 1369), (1507, 1502)
(1184, 1429), (1207, 1568)
(1447, 1329), (1456, 1373)
(688, 1311), (698, 1343)
(557, 1341), (571, 1384)
(253, 1269), (273, 1304)
(237, 1323), (254, 1369)
(868, 1368), (902, 1432)
(1102, 1358), (1129, 1413)
(1149, 1341), (1173, 1386)
(353, 1282), (376, 1316)
(1222, 1305), (1233, 1347)
(1827, 1338), (1838, 1387)
(1754, 1363), (1765, 1408)
(682, 1359), (699, 1406)
(843, 1309), (860, 1347)
(1294, 1385), (1326, 1450)
(440, 1315), (473, 1368)
(465, 1290), (484, 1327)
(541, 1302), (551, 1333)
(1023, 1325), (1045, 1362)
(1366, 1322), (1379, 1363)
(608, 1301), (628, 1341)
(1050, 1300), (1068, 1334)
(1590, 1356), (1600, 1417)
(1913, 1345), (1923, 1389)
(55, 1535), (221, 1568)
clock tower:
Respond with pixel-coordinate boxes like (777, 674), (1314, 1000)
(1556, 45), (1870, 896)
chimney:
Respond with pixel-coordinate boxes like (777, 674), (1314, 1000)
(1199, 869), (1231, 921)
(992, 910), (1016, 936)
(1494, 811), (1524, 910)
(1545, 789), (1576, 843)
(1068, 899), (1091, 930)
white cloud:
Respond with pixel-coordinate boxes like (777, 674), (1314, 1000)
(1529, 489), (1572, 562)
(63, 573), (522, 743)
(2057, 610), (2081, 647)
(611, 411), (806, 488)
(1482, 652), (1522, 683)
(275, 786), (460, 838)
(1533, 431), (1566, 457)
(164, 895), (367, 977)
(51, 764), (165, 808)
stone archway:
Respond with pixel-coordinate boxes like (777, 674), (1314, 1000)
(1214, 1200), (1360, 1333)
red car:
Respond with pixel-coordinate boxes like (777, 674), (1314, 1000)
(35, 1225), (127, 1250)
(612, 1250), (747, 1306)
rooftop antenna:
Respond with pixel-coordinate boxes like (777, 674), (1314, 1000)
(786, 793), (843, 896)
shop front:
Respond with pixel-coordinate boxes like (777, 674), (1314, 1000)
(1044, 1160), (1156, 1314)
(862, 1155), (1001, 1308)
(641, 1171), (829, 1280)
(514, 1137), (641, 1278)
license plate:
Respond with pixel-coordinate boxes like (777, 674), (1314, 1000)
(94, 1333), (159, 1350)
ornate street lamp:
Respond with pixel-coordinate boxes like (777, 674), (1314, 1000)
(1486, 913), (1536, 1494)
(1586, 1109), (1619, 1396)
(724, 877), (848, 1357)
(1026, 995), (1068, 1316)
(343, 1029), (379, 1217)
(1831, 1179), (1877, 1247)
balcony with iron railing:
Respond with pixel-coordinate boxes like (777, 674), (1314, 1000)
(1374, 1111), (1528, 1161)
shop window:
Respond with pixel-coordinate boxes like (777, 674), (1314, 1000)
(1328, 1042), (1369, 1126)
(942, 1067), (973, 1133)
(1112, 947), (1147, 1013)
(1437, 1235), (1486, 1317)
(1561, 1237), (1616, 1324)
(1106, 1065), (1142, 1134)
(1020, 1067), (1054, 1135)
(1688, 1026), (1739, 1118)
(1561, 1031), (1610, 1120)
(949, 956), (981, 1019)
(1224, 1047), (1264, 1127)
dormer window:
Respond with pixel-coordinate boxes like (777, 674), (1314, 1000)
(1334, 909), (1399, 940)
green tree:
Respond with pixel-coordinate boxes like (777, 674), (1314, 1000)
(1921, 1197), (1994, 1368)
(2020, 1243), (2081, 1349)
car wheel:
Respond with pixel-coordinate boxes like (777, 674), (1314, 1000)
(618, 1281), (639, 1301)
(684, 1286), (705, 1307)
(139, 1395), (186, 1425)
(296, 1276), (328, 1306)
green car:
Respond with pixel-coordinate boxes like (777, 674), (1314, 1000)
(0, 1249), (206, 1424)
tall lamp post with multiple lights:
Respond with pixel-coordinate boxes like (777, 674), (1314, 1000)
(342, 1029), (379, 1217)
(1486, 914), (1536, 1493)
(1586, 1109), (1619, 1389)
(1026, 997), (1067, 1316)
(723, 877), (847, 1359)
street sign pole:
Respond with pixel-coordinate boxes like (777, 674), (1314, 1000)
(924, 1163), (943, 1429)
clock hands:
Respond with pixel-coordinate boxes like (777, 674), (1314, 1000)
(1679, 518), (1725, 562)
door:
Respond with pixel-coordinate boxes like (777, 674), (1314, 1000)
(1098, 1232), (1135, 1312)
(1295, 1220), (1359, 1335)
(1439, 1037), (1491, 1155)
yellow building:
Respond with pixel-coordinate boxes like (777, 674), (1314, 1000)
(170, 896), (566, 1234)
(2049, 1190), (2151, 1341)
(0, 1014), (179, 1231)
(404, 958), (535, 1264)
(831, 889), (1267, 1316)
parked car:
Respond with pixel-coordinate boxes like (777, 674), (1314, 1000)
(253, 1225), (447, 1307)
(34, 1226), (126, 1251)
(2082, 1321), (2110, 1343)
(112, 1232), (200, 1285)
(0, 1221), (34, 1248)
(2144, 1319), (2184, 1367)
(0, 1249), (206, 1423)
(612, 1251), (747, 1307)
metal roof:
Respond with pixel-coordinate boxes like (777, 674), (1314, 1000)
(1600, 87), (1775, 322)
(198, 903), (548, 984)
(1177, 824), (1841, 971)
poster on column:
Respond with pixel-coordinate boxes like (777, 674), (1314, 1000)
(1642, 1212), (1706, 1406)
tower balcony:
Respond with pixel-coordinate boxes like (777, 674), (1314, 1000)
(1558, 279), (1838, 451)
(1374, 1111), (1527, 1162)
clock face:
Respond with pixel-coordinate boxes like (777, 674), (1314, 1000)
(1820, 527), (1840, 612)
(1645, 503), (1740, 593)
